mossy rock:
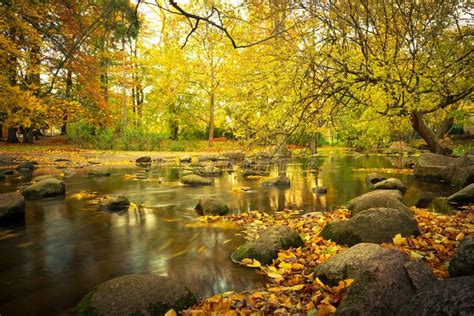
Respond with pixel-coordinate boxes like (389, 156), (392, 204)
(0, 192), (25, 224)
(195, 198), (230, 216)
(321, 208), (419, 246)
(76, 274), (197, 316)
(231, 225), (304, 265)
(22, 178), (65, 200)
(181, 175), (213, 186)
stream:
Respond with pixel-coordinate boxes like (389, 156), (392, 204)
(0, 154), (458, 314)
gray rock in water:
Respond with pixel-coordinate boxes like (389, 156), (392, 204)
(372, 177), (407, 193)
(241, 169), (266, 177)
(16, 161), (35, 171)
(449, 236), (474, 277)
(223, 150), (245, 161)
(347, 190), (412, 216)
(22, 178), (65, 200)
(447, 183), (474, 205)
(414, 153), (454, 180)
(76, 274), (197, 315)
(135, 156), (152, 164)
(315, 243), (436, 316)
(196, 166), (223, 176)
(99, 195), (130, 211)
(398, 276), (474, 316)
(0, 192), (25, 224)
(32, 174), (57, 182)
(261, 176), (290, 187)
(88, 171), (111, 177)
(440, 153), (474, 186)
(181, 175), (213, 186)
(231, 226), (304, 265)
(179, 156), (192, 163)
(195, 198), (230, 216)
(365, 173), (386, 188)
(320, 208), (419, 246)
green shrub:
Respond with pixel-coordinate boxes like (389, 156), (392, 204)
(168, 141), (186, 151)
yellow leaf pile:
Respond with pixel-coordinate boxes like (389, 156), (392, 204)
(185, 206), (473, 314)
(383, 207), (474, 278)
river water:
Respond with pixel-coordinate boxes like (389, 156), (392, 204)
(0, 154), (458, 314)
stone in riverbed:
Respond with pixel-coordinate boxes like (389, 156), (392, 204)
(440, 152), (474, 186)
(181, 174), (213, 186)
(22, 178), (65, 200)
(414, 153), (454, 180)
(135, 156), (152, 164)
(398, 276), (474, 316)
(449, 236), (474, 277)
(261, 176), (290, 187)
(88, 171), (111, 177)
(372, 177), (407, 193)
(320, 208), (419, 246)
(196, 166), (223, 176)
(365, 173), (386, 188)
(76, 274), (197, 316)
(312, 186), (327, 194)
(347, 190), (412, 216)
(315, 243), (436, 316)
(231, 225), (304, 265)
(1, 170), (14, 176)
(32, 174), (57, 182)
(16, 161), (35, 171)
(195, 198), (230, 216)
(0, 192), (25, 224)
(99, 195), (130, 211)
(447, 183), (474, 205)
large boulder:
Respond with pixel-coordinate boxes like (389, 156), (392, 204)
(261, 176), (290, 187)
(315, 243), (436, 316)
(414, 153), (454, 180)
(346, 190), (412, 216)
(449, 236), (474, 277)
(181, 175), (213, 186)
(447, 183), (474, 205)
(22, 178), (65, 199)
(386, 141), (418, 154)
(320, 208), (419, 246)
(76, 274), (197, 315)
(365, 173), (386, 188)
(195, 198), (230, 216)
(440, 153), (474, 186)
(99, 195), (130, 211)
(372, 177), (407, 193)
(399, 276), (474, 316)
(0, 192), (25, 224)
(231, 226), (304, 265)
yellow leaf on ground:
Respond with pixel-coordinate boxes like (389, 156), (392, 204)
(164, 309), (177, 316)
(393, 233), (407, 246)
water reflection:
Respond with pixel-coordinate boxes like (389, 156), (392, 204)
(0, 154), (458, 314)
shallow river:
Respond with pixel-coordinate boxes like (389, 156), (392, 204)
(0, 154), (458, 314)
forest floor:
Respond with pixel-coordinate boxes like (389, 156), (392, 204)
(181, 207), (474, 314)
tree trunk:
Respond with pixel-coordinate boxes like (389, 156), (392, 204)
(411, 110), (452, 155)
(0, 124), (3, 139)
(23, 127), (34, 143)
(208, 91), (215, 147)
(7, 127), (19, 143)
(435, 117), (454, 139)
(310, 132), (318, 154)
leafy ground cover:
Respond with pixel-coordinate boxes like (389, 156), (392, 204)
(180, 206), (474, 315)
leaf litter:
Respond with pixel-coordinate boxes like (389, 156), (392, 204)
(182, 206), (473, 315)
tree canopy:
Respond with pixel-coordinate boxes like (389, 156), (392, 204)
(0, 0), (472, 153)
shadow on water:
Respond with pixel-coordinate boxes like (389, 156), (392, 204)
(0, 154), (459, 314)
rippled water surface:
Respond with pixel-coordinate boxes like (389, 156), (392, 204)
(0, 154), (457, 314)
